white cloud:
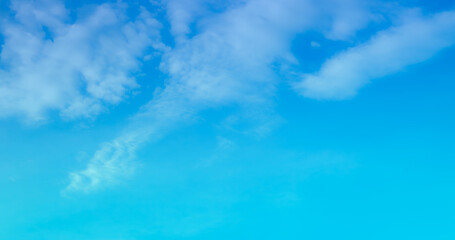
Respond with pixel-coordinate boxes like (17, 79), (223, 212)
(0, 0), (376, 125)
(164, 0), (205, 42)
(64, 99), (189, 193)
(65, 136), (137, 193)
(0, 0), (164, 122)
(64, 128), (151, 193)
(295, 10), (455, 99)
(66, 1), (455, 193)
(66, 0), (318, 192)
(320, 0), (381, 40)
(159, 0), (318, 107)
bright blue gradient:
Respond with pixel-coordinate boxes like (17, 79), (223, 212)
(1, 0), (455, 239)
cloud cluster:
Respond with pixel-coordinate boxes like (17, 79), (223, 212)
(155, 0), (378, 112)
(0, 0), (163, 122)
(6, 0), (451, 193)
(66, 0), (314, 192)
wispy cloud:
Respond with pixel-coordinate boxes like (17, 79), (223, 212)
(65, 1), (455, 193)
(0, 0), (164, 122)
(66, 0), (318, 192)
(64, 95), (191, 193)
(295, 10), (455, 99)
(64, 130), (145, 193)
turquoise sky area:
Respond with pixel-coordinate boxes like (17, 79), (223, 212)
(1, 0), (455, 239)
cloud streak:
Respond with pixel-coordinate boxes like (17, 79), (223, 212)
(296, 10), (455, 99)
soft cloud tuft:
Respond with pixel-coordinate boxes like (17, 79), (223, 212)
(0, 1), (163, 122)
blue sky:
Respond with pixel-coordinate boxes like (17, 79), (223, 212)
(1, 0), (455, 239)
